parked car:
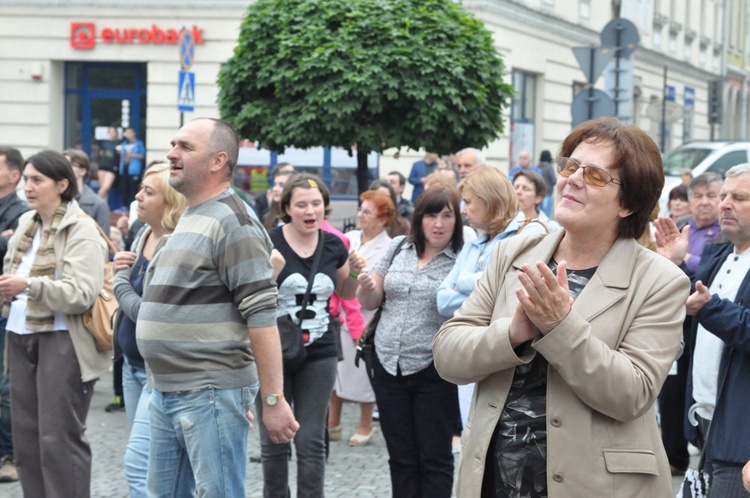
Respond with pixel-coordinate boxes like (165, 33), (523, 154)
(660, 141), (750, 215)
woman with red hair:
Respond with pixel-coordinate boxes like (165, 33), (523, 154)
(328, 190), (397, 446)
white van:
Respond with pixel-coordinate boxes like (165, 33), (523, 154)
(660, 141), (750, 215)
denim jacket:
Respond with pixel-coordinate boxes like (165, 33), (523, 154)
(436, 212), (547, 317)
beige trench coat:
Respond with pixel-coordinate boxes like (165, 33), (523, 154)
(433, 230), (690, 498)
(4, 202), (110, 382)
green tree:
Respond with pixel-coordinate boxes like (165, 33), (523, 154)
(218, 0), (514, 195)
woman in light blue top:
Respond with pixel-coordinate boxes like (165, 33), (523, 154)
(513, 168), (561, 233)
(437, 167), (547, 318)
(437, 167), (547, 428)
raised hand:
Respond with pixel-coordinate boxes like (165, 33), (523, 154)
(113, 251), (137, 272)
(654, 216), (689, 266)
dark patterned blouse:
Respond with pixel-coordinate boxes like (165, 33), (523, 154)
(482, 259), (596, 498)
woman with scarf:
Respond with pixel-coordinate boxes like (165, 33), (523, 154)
(0, 150), (109, 498)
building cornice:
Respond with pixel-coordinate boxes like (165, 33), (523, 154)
(634, 47), (725, 81)
(463, 0), (599, 46)
(464, 0), (737, 82)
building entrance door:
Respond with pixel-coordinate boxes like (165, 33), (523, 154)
(64, 62), (147, 209)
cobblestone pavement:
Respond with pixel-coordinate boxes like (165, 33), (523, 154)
(2, 384), (693, 497)
(3, 385), (393, 497)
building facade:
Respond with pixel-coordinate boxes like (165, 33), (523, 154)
(1, 0), (748, 202)
(383, 0), (750, 184)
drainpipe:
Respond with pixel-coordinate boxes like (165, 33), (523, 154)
(720, 0), (729, 139)
(743, 74), (749, 139)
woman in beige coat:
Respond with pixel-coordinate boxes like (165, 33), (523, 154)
(433, 118), (690, 498)
(0, 150), (108, 498)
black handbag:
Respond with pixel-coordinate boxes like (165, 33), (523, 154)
(355, 237), (408, 383)
(279, 231), (325, 374)
(678, 420), (711, 498)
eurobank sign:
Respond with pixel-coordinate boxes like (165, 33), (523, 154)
(70, 23), (205, 50)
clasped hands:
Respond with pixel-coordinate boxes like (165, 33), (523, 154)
(509, 261), (573, 347)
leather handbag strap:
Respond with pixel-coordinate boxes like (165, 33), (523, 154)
(77, 214), (119, 257)
(378, 236), (409, 310)
(298, 230), (325, 321)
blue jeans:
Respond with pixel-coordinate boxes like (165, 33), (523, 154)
(0, 319), (12, 456)
(122, 358), (149, 498)
(372, 353), (457, 498)
(257, 356), (337, 498)
(147, 384), (257, 498)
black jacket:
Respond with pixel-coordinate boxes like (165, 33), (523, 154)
(0, 191), (28, 260)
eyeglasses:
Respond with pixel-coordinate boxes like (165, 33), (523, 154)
(357, 208), (374, 217)
(556, 157), (622, 188)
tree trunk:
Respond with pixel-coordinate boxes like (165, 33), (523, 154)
(356, 149), (369, 199)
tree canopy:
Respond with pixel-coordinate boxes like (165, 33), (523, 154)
(217, 0), (513, 158)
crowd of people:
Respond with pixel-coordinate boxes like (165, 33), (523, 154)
(1, 115), (750, 497)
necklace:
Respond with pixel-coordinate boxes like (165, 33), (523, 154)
(289, 233), (318, 257)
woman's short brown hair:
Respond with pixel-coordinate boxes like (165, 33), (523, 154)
(359, 190), (396, 227)
(459, 167), (518, 239)
(410, 187), (463, 257)
(512, 169), (547, 199)
(63, 149), (90, 174)
(25, 150), (79, 202)
(279, 173), (331, 223)
(558, 118), (663, 239)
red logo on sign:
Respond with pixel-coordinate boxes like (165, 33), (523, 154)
(69, 22), (204, 49)
(71, 22), (96, 49)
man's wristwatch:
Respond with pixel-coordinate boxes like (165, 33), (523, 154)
(264, 393), (284, 406)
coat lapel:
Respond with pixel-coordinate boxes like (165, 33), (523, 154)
(572, 237), (636, 323)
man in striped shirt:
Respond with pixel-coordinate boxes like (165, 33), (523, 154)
(137, 118), (297, 496)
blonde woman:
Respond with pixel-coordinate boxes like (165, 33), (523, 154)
(112, 164), (186, 498)
(437, 167), (547, 427)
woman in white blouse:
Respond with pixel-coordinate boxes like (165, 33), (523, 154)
(329, 190), (396, 446)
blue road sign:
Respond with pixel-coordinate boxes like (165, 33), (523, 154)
(180, 30), (194, 70)
(178, 70), (195, 112)
(665, 85), (676, 102)
(684, 86), (695, 111)
(572, 46), (616, 84)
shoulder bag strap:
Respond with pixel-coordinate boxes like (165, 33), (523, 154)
(77, 214), (118, 258)
(516, 217), (550, 235)
(298, 230), (325, 320)
(379, 236), (409, 309)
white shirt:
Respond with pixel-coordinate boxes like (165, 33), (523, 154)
(691, 247), (750, 420)
(7, 228), (68, 334)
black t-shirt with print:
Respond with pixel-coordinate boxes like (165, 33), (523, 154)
(269, 227), (348, 360)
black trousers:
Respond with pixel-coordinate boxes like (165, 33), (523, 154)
(658, 350), (690, 470)
(372, 353), (458, 498)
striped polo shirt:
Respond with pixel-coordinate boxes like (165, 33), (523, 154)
(137, 189), (277, 392)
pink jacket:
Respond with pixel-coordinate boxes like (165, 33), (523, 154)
(321, 221), (365, 340)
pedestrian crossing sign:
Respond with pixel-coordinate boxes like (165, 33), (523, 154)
(178, 70), (195, 112)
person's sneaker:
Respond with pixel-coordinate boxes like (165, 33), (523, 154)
(0, 455), (18, 483)
(105, 395), (125, 412)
